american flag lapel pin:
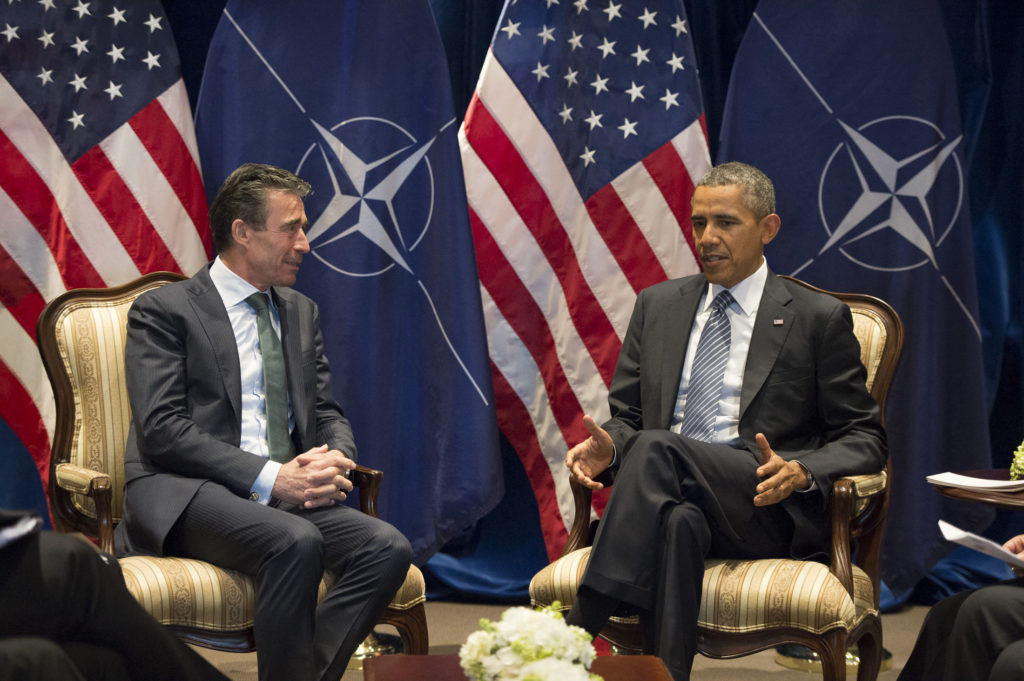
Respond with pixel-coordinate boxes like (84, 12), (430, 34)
(773, 318), (785, 326)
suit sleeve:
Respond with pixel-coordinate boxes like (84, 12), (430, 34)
(124, 291), (267, 497)
(785, 301), (888, 499)
(603, 290), (648, 455)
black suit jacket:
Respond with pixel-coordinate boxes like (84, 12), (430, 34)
(602, 271), (887, 557)
(116, 264), (354, 556)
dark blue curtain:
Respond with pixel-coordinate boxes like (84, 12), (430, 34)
(162, 0), (1024, 603)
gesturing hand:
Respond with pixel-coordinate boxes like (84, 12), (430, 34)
(565, 415), (614, 490)
(753, 433), (810, 506)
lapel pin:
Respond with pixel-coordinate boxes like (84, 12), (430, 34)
(773, 318), (785, 326)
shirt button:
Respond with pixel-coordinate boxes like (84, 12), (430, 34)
(249, 491), (259, 502)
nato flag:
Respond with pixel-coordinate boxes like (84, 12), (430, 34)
(718, 0), (992, 595)
(194, 0), (503, 562)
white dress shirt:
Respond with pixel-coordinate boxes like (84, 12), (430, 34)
(670, 259), (768, 446)
(209, 257), (294, 504)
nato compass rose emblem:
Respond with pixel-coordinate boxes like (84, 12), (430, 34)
(814, 116), (963, 275)
(223, 10), (489, 404)
(297, 117), (445, 278)
(752, 14), (980, 337)
(293, 115), (490, 405)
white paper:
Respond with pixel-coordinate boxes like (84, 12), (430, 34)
(0, 514), (42, 550)
(938, 520), (1024, 568)
(926, 471), (1024, 492)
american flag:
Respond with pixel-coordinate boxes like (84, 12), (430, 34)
(460, 0), (710, 559)
(0, 0), (209, 503)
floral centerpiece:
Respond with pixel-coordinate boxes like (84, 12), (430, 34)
(1011, 439), (1024, 480)
(458, 602), (602, 681)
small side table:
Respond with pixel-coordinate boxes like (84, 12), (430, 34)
(931, 469), (1024, 511)
(364, 654), (673, 681)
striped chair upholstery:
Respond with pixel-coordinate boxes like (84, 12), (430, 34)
(529, 277), (903, 681)
(38, 272), (428, 654)
(119, 556), (426, 648)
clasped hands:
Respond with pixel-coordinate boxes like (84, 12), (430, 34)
(272, 444), (356, 508)
(565, 416), (810, 506)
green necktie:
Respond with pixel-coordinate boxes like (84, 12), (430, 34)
(245, 292), (292, 463)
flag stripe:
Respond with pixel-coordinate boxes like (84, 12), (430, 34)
(489, 361), (569, 559)
(585, 183), (669, 292)
(648, 124), (709, 264)
(463, 97), (620, 386)
(480, 282), (575, 555)
(0, 130), (106, 290)
(472, 51), (637, 337)
(98, 105), (207, 275)
(0, 359), (52, 490)
(461, 140), (610, 420)
(470, 206), (590, 447)
(0, 185), (66, 304)
(0, 247), (47, 341)
(74, 145), (183, 275)
(129, 90), (213, 260)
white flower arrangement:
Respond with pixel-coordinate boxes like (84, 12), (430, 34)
(458, 602), (602, 681)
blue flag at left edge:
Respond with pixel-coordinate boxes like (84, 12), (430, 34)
(193, 0), (503, 562)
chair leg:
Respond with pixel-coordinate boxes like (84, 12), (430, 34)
(817, 630), (848, 681)
(854, 621), (883, 681)
(380, 604), (429, 655)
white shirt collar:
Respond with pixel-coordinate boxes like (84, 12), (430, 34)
(210, 256), (266, 309)
(703, 257), (769, 317)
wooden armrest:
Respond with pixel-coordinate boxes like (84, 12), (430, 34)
(53, 463), (114, 554)
(829, 469), (890, 604)
(563, 477), (595, 556)
(350, 464), (382, 518)
(829, 478), (856, 599)
(54, 462), (111, 495)
(846, 471), (887, 499)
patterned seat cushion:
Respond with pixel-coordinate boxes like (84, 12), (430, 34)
(121, 556), (425, 632)
(530, 548), (875, 636)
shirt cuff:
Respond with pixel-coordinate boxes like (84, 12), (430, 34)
(249, 460), (282, 505)
(793, 460), (817, 493)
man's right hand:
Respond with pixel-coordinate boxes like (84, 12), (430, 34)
(272, 445), (356, 508)
(565, 415), (614, 490)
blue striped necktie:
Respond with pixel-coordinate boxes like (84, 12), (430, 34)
(679, 290), (735, 442)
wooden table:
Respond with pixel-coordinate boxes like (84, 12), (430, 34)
(931, 469), (1024, 511)
(364, 654), (673, 681)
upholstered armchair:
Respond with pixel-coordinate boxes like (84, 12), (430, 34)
(530, 277), (903, 681)
(37, 271), (428, 655)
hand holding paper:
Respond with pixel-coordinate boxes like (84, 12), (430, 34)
(938, 520), (1024, 568)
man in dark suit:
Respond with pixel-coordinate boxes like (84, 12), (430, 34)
(115, 163), (412, 681)
(898, 534), (1024, 681)
(1, 510), (228, 681)
(564, 162), (887, 680)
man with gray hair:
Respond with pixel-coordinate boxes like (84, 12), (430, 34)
(565, 162), (887, 680)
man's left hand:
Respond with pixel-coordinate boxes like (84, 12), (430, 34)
(753, 433), (810, 506)
(294, 446), (356, 507)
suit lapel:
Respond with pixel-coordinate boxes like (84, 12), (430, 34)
(740, 273), (794, 419)
(657, 276), (706, 427)
(188, 267), (243, 427)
